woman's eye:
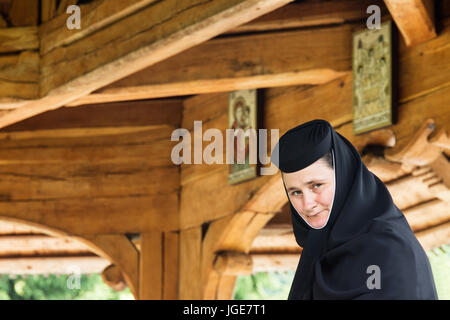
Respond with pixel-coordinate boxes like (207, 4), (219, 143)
(291, 191), (301, 196)
(313, 184), (322, 189)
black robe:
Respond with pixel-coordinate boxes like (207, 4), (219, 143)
(270, 119), (437, 300)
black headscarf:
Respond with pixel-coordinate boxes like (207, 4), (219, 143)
(271, 119), (437, 299)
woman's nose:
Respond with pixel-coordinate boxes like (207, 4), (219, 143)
(302, 190), (318, 211)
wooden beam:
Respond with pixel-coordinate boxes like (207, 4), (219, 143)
(0, 194), (179, 234)
(403, 199), (450, 232)
(40, 0), (294, 96)
(398, 17), (450, 104)
(214, 251), (300, 274)
(251, 253), (299, 272)
(214, 251), (253, 275)
(1, 99), (182, 132)
(0, 220), (43, 234)
(228, 0), (388, 34)
(362, 154), (412, 183)
(0, 51), (39, 100)
(250, 224), (300, 253)
(0, 27), (38, 53)
(139, 232), (163, 300)
(416, 221), (450, 251)
(69, 24), (352, 106)
(0, 255), (110, 274)
(384, 0), (436, 47)
(0, 164), (178, 201)
(385, 173), (437, 210)
(0, 234), (91, 256)
(385, 119), (443, 167)
(40, 0), (159, 55)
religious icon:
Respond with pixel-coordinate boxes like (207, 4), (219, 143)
(352, 20), (393, 134)
(228, 89), (259, 185)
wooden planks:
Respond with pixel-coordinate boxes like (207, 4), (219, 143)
(0, 220), (42, 234)
(228, 0), (388, 34)
(70, 24), (352, 106)
(0, 51), (39, 100)
(0, 256), (109, 275)
(250, 224), (300, 253)
(0, 0), (294, 130)
(40, 0), (160, 55)
(0, 193), (179, 234)
(1, 99), (182, 131)
(39, 0), (294, 95)
(0, 234), (91, 256)
(0, 99), (181, 235)
(0, 27), (38, 53)
(416, 221), (450, 251)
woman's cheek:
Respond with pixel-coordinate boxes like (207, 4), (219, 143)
(320, 186), (335, 207)
(290, 198), (303, 213)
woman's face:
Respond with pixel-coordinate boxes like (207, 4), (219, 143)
(282, 158), (335, 229)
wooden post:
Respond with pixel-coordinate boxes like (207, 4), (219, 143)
(163, 231), (179, 299)
(139, 232), (163, 300)
(179, 226), (202, 299)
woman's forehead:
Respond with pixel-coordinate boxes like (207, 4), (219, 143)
(282, 160), (333, 185)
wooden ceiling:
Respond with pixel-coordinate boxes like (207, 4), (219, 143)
(0, 0), (448, 298)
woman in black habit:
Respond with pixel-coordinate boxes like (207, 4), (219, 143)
(270, 119), (437, 299)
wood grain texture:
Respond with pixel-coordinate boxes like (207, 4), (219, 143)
(139, 232), (163, 299)
(384, 0), (436, 47)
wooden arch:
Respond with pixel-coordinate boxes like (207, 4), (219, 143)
(201, 173), (287, 299)
(0, 216), (139, 299)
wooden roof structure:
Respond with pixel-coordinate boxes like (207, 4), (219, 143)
(0, 0), (449, 299)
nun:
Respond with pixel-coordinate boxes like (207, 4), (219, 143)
(270, 119), (438, 300)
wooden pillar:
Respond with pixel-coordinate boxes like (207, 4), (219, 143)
(139, 232), (163, 299)
(179, 226), (202, 299)
(163, 231), (179, 299)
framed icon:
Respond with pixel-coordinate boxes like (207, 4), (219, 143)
(228, 89), (259, 185)
(353, 20), (393, 134)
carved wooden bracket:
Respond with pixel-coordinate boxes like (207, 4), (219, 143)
(385, 119), (450, 195)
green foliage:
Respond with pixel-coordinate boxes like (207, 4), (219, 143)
(427, 244), (450, 300)
(234, 271), (294, 300)
(0, 274), (134, 300)
(234, 244), (450, 300)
